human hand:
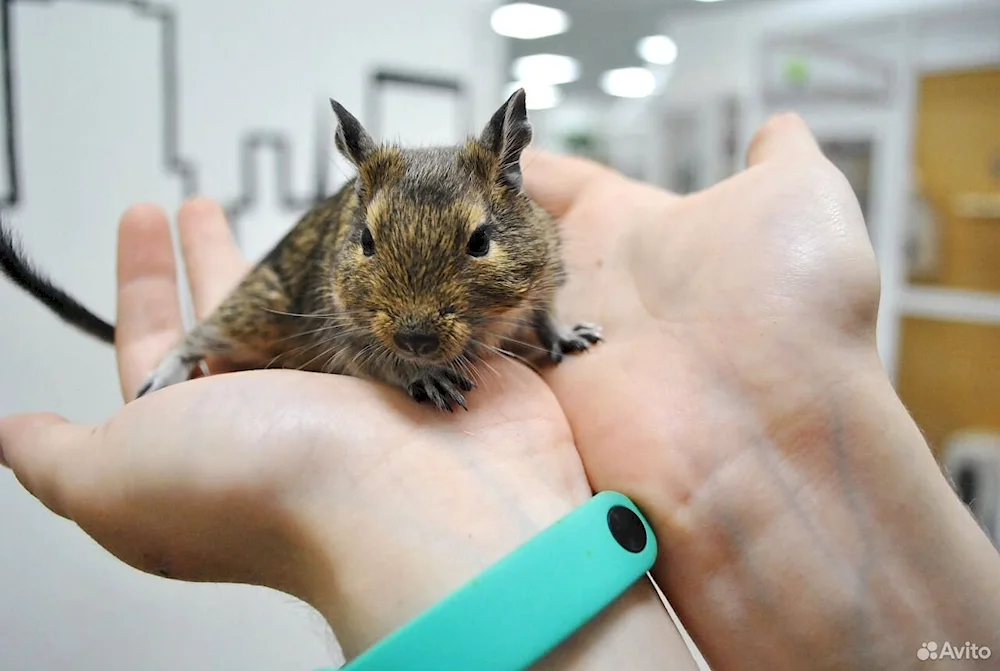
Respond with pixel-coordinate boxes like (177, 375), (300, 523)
(524, 114), (1000, 670)
(0, 199), (697, 669)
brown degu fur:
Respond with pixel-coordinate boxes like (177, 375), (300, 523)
(0, 89), (601, 411)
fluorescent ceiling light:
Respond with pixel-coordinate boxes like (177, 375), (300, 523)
(637, 35), (678, 65)
(511, 53), (580, 85)
(693, 0), (727, 3)
(505, 81), (562, 110)
(490, 3), (570, 39)
(600, 67), (656, 98)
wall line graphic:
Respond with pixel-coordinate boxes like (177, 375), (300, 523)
(0, 0), (330, 232)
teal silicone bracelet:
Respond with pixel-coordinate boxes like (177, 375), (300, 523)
(324, 490), (657, 671)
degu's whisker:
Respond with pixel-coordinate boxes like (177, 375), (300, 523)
(260, 307), (347, 319)
(470, 338), (533, 371)
(295, 341), (346, 372)
(321, 347), (344, 374)
(347, 342), (377, 371)
(459, 354), (491, 390)
(492, 334), (548, 354)
(452, 355), (475, 389)
(267, 329), (352, 367)
(361, 345), (388, 374)
(467, 349), (501, 383)
(274, 322), (373, 347)
(480, 342), (535, 370)
(271, 323), (344, 344)
(484, 317), (532, 329)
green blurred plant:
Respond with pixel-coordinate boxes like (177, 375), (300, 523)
(562, 131), (606, 163)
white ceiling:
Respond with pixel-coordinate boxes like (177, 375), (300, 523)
(501, 0), (771, 97)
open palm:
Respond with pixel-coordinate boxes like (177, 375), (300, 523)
(1, 199), (694, 665)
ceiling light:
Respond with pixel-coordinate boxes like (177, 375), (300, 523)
(693, 0), (727, 3)
(600, 67), (656, 98)
(490, 3), (570, 39)
(637, 35), (678, 65)
(505, 81), (562, 110)
(511, 53), (580, 85)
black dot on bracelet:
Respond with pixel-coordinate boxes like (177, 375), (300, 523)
(607, 505), (647, 553)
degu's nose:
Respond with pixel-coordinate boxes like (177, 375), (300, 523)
(393, 329), (441, 356)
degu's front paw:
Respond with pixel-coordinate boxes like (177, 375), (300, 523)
(406, 367), (476, 412)
(134, 351), (199, 400)
(549, 323), (603, 364)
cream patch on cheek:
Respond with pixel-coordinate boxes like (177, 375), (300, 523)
(488, 245), (508, 265)
(464, 204), (489, 236)
(364, 193), (389, 238)
(483, 245), (530, 295)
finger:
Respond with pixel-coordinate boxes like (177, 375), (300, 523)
(115, 204), (185, 400)
(521, 147), (618, 218)
(176, 197), (252, 319)
(745, 112), (823, 168)
(0, 412), (96, 519)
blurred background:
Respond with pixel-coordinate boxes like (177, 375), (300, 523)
(0, 0), (997, 668)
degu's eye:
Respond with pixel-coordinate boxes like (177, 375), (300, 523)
(467, 225), (491, 257)
(361, 226), (375, 256)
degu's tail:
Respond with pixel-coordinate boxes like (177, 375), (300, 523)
(0, 216), (115, 344)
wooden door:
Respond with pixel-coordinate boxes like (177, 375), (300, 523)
(897, 67), (1000, 456)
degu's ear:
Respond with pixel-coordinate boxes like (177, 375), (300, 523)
(329, 98), (376, 168)
(478, 88), (532, 189)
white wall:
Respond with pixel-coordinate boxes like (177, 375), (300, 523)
(0, 1), (504, 669)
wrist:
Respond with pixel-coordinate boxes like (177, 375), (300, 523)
(646, 345), (1000, 668)
(828, 351), (1000, 647)
(295, 487), (700, 671)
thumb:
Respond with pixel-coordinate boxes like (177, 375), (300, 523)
(0, 412), (97, 519)
(745, 112), (823, 168)
(521, 146), (618, 218)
